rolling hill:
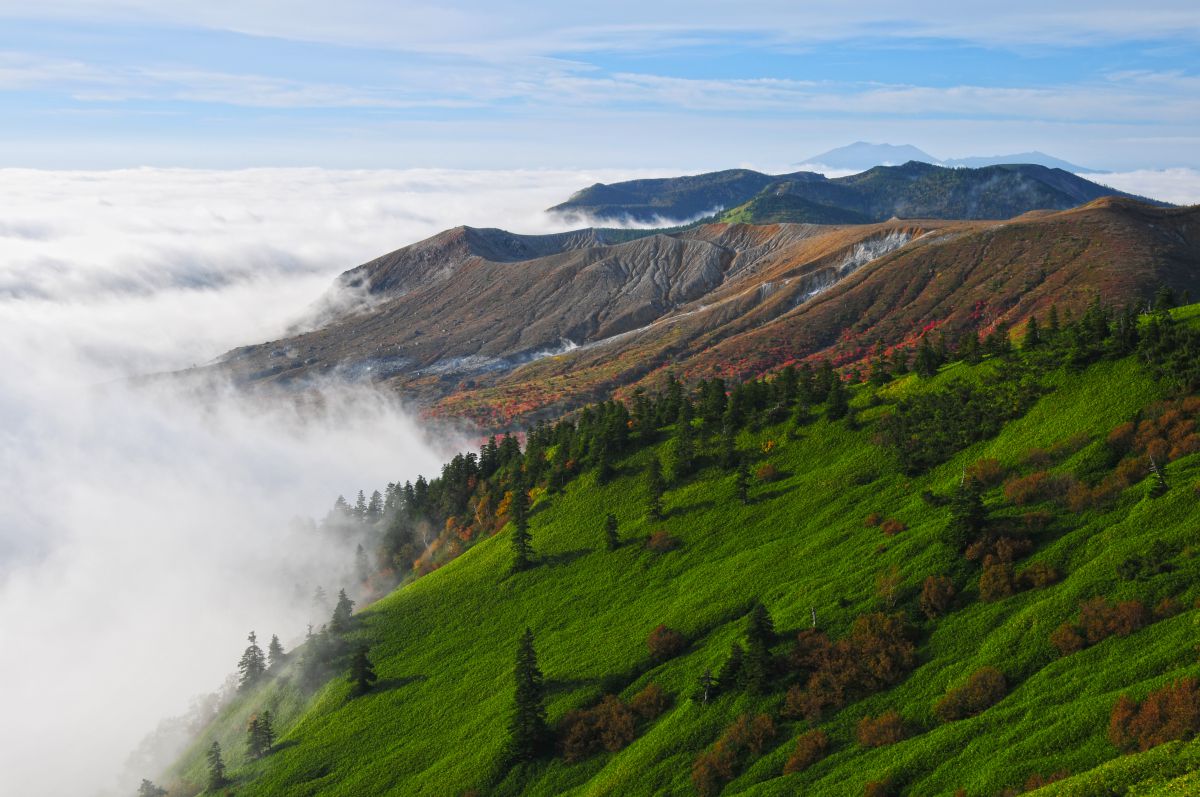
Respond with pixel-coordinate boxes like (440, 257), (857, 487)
(161, 304), (1200, 797)
(547, 162), (1148, 225)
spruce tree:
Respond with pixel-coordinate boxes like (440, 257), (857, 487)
(510, 480), (533, 572)
(826, 377), (849, 421)
(743, 603), (775, 694)
(206, 741), (227, 791)
(1046, 304), (1060, 340)
(695, 669), (717, 705)
(1022, 316), (1042, 350)
(719, 417), (738, 468)
(672, 401), (695, 480)
(267, 634), (286, 671)
(914, 335), (940, 377)
(734, 459), (750, 505)
(645, 457), (665, 521)
(717, 642), (745, 692)
(247, 711), (276, 758)
(137, 779), (167, 797)
(355, 544), (370, 584)
(330, 589), (355, 634)
(945, 480), (987, 551)
(238, 631), (267, 691)
(508, 628), (549, 762)
(604, 513), (620, 551)
(348, 645), (378, 697)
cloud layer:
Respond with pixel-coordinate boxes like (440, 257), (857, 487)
(0, 166), (660, 796)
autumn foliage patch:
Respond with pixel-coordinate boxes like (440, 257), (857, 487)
(934, 667), (1007, 722)
(1109, 678), (1200, 752)
(691, 714), (776, 797)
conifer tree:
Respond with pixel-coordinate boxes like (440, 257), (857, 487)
(330, 589), (355, 634)
(267, 634), (286, 671)
(719, 418), (738, 469)
(510, 480), (533, 572)
(1022, 316), (1042, 350)
(508, 628), (549, 762)
(206, 741), (227, 791)
(914, 335), (940, 377)
(868, 342), (891, 386)
(743, 603), (776, 694)
(717, 642), (745, 692)
(348, 645), (378, 697)
(238, 631), (267, 691)
(1046, 304), (1060, 340)
(945, 480), (987, 551)
(355, 543), (370, 584)
(672, 401), (695, 480)
(734, 459), (750, 505)
(826, 376), (849, 420)
(354, 490), (367, 521)
(137, 779), (167, 797)
(645, 457), (665, 521)
(604, 513), (620, 551)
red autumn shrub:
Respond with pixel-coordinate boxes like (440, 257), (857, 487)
(1109, 678), (1200, 752)
(965, 536), (1032, 564)
(864, 778), (895, 797)
(967, 458), (1007, 487)
(856, 710), (905, 747)
(629, 682), (669, 721)
(1154, 597), (1183, 620)
(920, 575), (956, 620)
(559, 695), (637, 761)
(756, 463), (781, 483)
(979, 559), (1016, 602)
(783, 729), (829, 774)
(934, 667), (1007, 722)
(1024, 771), (1070, 790)
(693, 713), (776, 795)
(1017, 561), (1060, 590)
(645, 530), (681, 553)
(1004, 471), (1068, 505)
(1050, 623), (1085, 656)
(864, 512), (883, 527)
(647, 624), (686, 661)
(880, 518), (907, 537)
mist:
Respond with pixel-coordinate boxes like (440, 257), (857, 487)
(0, 166), (663, 796)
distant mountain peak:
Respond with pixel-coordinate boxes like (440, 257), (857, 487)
(801, 142), (939, 170)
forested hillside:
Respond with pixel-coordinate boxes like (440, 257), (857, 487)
(161, 298), (1200, 797)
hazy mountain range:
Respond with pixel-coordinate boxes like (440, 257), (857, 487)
(800, 141), (1100, 173)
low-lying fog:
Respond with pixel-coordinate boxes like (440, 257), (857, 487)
(0, 164), (1195, 796)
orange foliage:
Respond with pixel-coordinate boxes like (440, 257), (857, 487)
(629, 682), (669, 721)
(920, 575), (956, 619)
(856, 711), (905, 747)
(966, 458), (1007, 487)
(646, 624), (686, 661)
(934, 667), (1007, 722)
(755, 463), (781, 482)
(646, 530), (681, 553)
(1109, 678), (1200, 752)
(783, 729), (828, 774)
(880, 518), (907, 536)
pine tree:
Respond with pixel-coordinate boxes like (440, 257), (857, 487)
(826, 376), (849, 421)
(914, 335), (940, 377)
(366, 490), (383, 523)
(137, 779), (167, 797)
(330, 589), (355, 634)
(247, 715), (265, 759)
(868, 342), (891, 386)
(672, 401), (695, 481)
(355, 543), (370, 584)
(719, 417), (738, 468)
(508, 628), (549, 762)
(510, 480), (533, 572)
(743, 603), (775, 694)
(348, 645), (378, 697)
(1046, 304), (1061, 340)
(206, 741), (227, 791)
(238, 631), (267, 691)
(945, 480), (987, 551)
(717, 642), (745, 692)
(604, 513), (620, 551)
(734, 459), (750, 505)
(267, 634), (286, 671)
(1022, 316), (1042, 350)
(645, 457), (665, 521)
(354, 490), (367, 521)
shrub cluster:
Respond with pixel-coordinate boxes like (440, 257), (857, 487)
(1109, 677), (1200, 752)
(646, 624), (687, 661)
(919, 575), (956, 619)
(559, 682), (670, 763)
(1051, 597), (1148, 656)
(783, 613), (916, 722)
(933, 667), (1007, 722)
(782, 729), (828, 774)
(691, 713), (776, 797)
(856, 711), (905, 747)
(645, 530), (681, 553)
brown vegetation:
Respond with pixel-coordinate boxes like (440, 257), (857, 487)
(692, 714), (777, 797)
(856, 711), (905, 747)
(1109, 678), (1200, 752)
(920, 575), (956, 619)
(646, 624), (686, 661)
(783, 729), (829, 774)
(934, 667), (1007, 722)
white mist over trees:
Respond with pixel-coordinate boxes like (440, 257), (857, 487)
(0, 168), (663, 796)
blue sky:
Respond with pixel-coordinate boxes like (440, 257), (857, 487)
(0, 1), (1197, 170)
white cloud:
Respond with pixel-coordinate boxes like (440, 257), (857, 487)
(1087, 167), (1200, 205)
(0, 166), (667, 796)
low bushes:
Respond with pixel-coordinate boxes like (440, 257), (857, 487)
(646, 624), (686, 661)
(934, 667), (1007, 722)
(1109, 677), (1200, 752)
(1051, 597), (1148, 656)
(856, 711), (905, 747)
(783, 729), (828, 774)
(692, 714), (776, 797)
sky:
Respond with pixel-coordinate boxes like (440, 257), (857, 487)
(0, 1), (1197, 170)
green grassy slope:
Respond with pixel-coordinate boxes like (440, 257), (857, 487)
(168, 338), (1200, 797)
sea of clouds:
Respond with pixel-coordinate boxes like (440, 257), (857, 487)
(0, 166), (669, 796)
(0, 164), (1195, 796)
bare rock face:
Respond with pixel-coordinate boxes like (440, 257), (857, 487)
(207, 200), (1200, 430)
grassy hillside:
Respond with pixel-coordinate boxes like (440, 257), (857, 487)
(166, 312), (1200, 797)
